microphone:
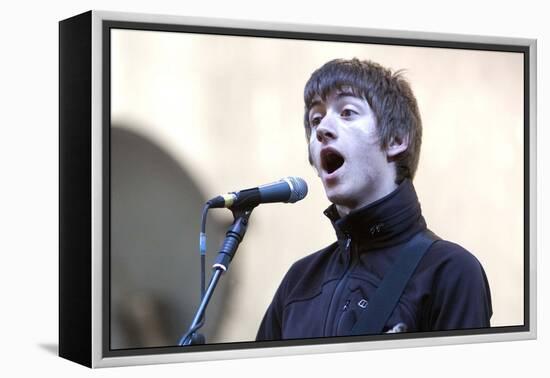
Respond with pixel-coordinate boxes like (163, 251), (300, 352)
(207, 176), (308, 209)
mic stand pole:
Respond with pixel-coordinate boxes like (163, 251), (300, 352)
(179, 207), (254, 346)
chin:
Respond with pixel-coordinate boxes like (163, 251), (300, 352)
(324, 187), (356, 209)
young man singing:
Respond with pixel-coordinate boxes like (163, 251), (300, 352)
(256, 58), (492, 340)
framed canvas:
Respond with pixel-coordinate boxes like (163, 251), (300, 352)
(59, 10), (537, 368)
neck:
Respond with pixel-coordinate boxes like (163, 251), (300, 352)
(335, 179), (399, 217)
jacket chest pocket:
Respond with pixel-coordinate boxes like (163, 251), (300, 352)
(335, 287), (371, 336)
(335, 281), (418, 335)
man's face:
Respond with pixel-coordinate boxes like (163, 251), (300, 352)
(307, 88), (398, 215)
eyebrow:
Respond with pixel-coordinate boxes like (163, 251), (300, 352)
(308, 91), (361, 113)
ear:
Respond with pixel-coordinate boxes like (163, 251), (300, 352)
(386, 134), (409, 158)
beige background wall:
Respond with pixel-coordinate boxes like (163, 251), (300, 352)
(111, 28), (524, 343)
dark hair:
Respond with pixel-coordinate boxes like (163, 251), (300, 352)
(303, 58), (422, 183)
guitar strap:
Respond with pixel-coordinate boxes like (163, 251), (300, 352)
(350, 230), (439, 336)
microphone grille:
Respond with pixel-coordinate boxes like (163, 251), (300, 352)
(286, 177), (308, 203)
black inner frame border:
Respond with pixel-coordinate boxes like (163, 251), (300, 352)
(102, 19), (531, 358)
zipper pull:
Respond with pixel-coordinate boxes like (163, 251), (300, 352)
(345, 238), (351, 252)
(342, 300), (351, 311)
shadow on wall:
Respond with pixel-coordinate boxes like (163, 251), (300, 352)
(110, 126), (232, 349)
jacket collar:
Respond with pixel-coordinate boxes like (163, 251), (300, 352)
(323, 179), (426, 251)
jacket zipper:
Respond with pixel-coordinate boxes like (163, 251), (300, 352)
(324, 237), (357, 336)
(335, 300), (351, 333)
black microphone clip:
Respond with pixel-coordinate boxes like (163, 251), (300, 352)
(207, 188), (261, 210)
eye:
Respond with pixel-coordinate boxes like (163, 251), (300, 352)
(341, 108), (357, 118)
(310, 115), (322, 127)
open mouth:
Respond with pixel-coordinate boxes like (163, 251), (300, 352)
(321, 148), (345, 174)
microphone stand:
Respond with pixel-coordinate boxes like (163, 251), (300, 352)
(179, 207), (254, 346)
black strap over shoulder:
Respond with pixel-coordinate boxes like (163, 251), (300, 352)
(350, 230), (439, 336)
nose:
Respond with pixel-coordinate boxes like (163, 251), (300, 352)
(315, 114), (337, 143)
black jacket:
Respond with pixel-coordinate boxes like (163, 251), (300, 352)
(256, 180), (492, 340)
